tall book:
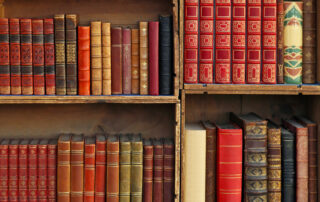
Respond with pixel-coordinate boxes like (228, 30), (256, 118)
(91, 21), (102, 95)
(122, 28), (132, 94)
(84, 137), (95, 202)
(153, 139), (164, 202)
(28, 139), (39, 202)
(107, 136), (120, 202)
(78, 26), (91, 95)
(9, 18), (21, 95)
(230, 113), (268, 201)
(8, 140), (19, 202)
(111, 27), (122, 95)
(71, 135), (84, 202)
(95, 134), (106, 202)
(283, 119), (308, 201)
(48, 139), (57, 202)
(131, 134), (143, 202)
(44, 19), (55, 95)
(120, 135), (131, 202)
(163, 138), (175, 202)
(131, 29), (140, 95)
(0, 140), (9, 201)
(143, 139), (153, 202)
(0, 18), (10, 94)
(184, 0), (199, 83)
(277, 0), (284, 83)
(102, 23), (111, 95)
(18, 140), (28, 202)
(317, 0), (320, 83)
(139, 22), (149, 94)
(149, 21), (159, 95)
(38, 139), (48, 202)
(215, 123), (243, 201)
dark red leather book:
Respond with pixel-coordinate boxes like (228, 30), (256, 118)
(84, 137), (95, 202)
(44, 19), (55, 95)
(262, 0), (277, 84)
(9, 18), (21, 95)
(95, 134), (106, 202)
(71, 135), (84, 202)
(106, 136), (119, 202)
(38, 140), (48, 202)
(153, 139), (163, 202)
(122, 28), (131, 94)
(47, 139), (57, 202)
(148, 22), (159, 95)
(184, 0), (199, 83)
(111, 27), (122, 94)
(163, 139), (175, 202)
(232, 0), (246, 84)
(215, 0), (232, 83)
(32, 19), (45, 95)
(78, 26), (91, 95)
(143, 139), (153, 202)
(8, 140), (19, 202)
(28, 140), (39, 202)
(0, 18), (10, 94)
(18, 140), (28, 202)
(0, 140), (9, 202)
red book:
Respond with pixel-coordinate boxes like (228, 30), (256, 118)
(95, 134), (106, 202)
(153, 139), (163, 202)
(184, 0), (199, 83)
(163, 139), (175, 202)
(47, 139), (57, 202)
(38, 140), (48, 202)
(143, 139), (153, 202)
(84, 137), (95, 202)
(262, 0), (277, 84)
(149, 22), (159, 95)
(44, 19), (56, 95)
(111, 27), (123, 94)
(247, 0), (262, 83)
(28, 140), (38, 202)
(215, 0), (232, 83)
(18, 140), (28, 202)
(0, 140), (9, 202)
(199, 0), (214, 83)
(122, 28), (132, 94)
(78, 26), (91, 95)
(9, 18), (21, 95)
(0, 18), (10, 95)
(232, 0), (246, 84)
(8, 140), (19, 202)
(216, 123), (243, 201)
(106, 136), (119, 202)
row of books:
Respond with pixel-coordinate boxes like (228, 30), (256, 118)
(184, 113), (317, 202)
(0, 14), (174, 96)
(0, 134), (175, 202)
(184, 0), (315, 85)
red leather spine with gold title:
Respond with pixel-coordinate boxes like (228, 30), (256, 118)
(215, 0), (232, 83)
(78, 26), (91, 95)
(84, 137), (95, 202)
(0, 140), (9, 202)
(143, 139), (153, 202)
(153, 139), (164, 202)
(47, 139), (57, 202)
(18, 140), (28, 202)
(0, 18), (10, 94)
(95, 135), (106, 202)
(232, 0), (246, 84)
(199, 0), (214, 83)
(184, 0), (199, 83)
(38, 140), (48, 201)
(163, 139), (175, 202)
(262, 0), (277, 83)
(107, 136), (119, 202)
(32, 19), (45, 95)
(44, 19), (55, 95)
(71, 135), (84, 202)
(28, 140), (38, 202)
(8, 140), (19, 202)
(9, 19), (21, 94)
(122, 28), (132, 94)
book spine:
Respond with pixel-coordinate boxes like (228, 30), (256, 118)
(95, 138), (106, 202)
(44, 19), (55, 95)
(91, 21), (102, 95)
(78, 26), (91, 95)
(48, 144), (57, 202)
(18, 144), (28, 202)
(277, 0), (284, 83)
(143, 144), (153, 202)
(102, 23), (111, 95)
(57, 139), (71, 202)
(0, 143), (8, 201)
(139, 22), (149, 94)
(153, 142), (163, 202)
(131, 29), (140, 95)
(120, 141), (131, 202)
(66, 14), (78, 95)
(131, 140), (143, 202)
(283, 2), (303, 84)
(184, 0), (199, 83)
(215, 0), (232, 83)
(28, 144), (38, 202)
(317, 0), (320, 83)
(84, 142), (95, 202)
(54, 14), (66, 95)
(204, 127), (216, 202)
(122, 28), (132, 94)
(232, 0), (246, 84)
(0, 18), (10, 94)
(149, 22), (159, 95)
(307, 124), (318, 202)
(111, 27), (123, 95)
(8, 144), (18, 202)
(163, 142), (175, 202)
(9, 18), (21, 95)
(107, 141), (120, 202)
(71, 140), (84, 201)
(38, 143), (48, 201)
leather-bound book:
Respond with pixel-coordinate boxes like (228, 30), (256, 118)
(102, 23), (111, 95)
(139, 22), (148, 94)
(44, 19), (55, 95)
(215, 0), (232, 83)
(8, 140), (19, 202)
(20, 19), (33, 95)
(163, 138), (175, 202)
(38, 139), (48, 202)
(215, 123), (243, 201)
(95, 134), (106, 202)
(107, 135), (120, 202)
(120, 135), (131, 202)
(58, 134), (71, 202)
(267, 120), (281, 201)
(54, 14), (66, 95)
(0, 140), (9, 201)
(149, 22), (159, 95)
(78, 26), (91, 95)
(111, 27), (123, 95)
(201, 121), (216, 202)
(143, 139), (153, 202)
(18, 140), (28, 202)
(66, 14), (78, 95)
(318, 0), (320, 83)
(48, 139), (57, 202)
(131, 134), (143, 202)
(9, 18), (21, 95)
(84, 137), (95, 202)
(295, 116), (318, 202)
(131, 29), (139, 95)
(184, 0), (199, 83)
(91, 21), (102, 95)
(71, 135), (84, 202)
(122, 28), (132, 94)
(277, 0), (284, 83)
(281, 128), (295, 202)
(0, 18), (10, 94)
(153, 139), (164, 202)
(28, 139), (39, 202)
(283, 119), (308, 201)
(230, 113), (268, 201)
(159, 15), (173, 95)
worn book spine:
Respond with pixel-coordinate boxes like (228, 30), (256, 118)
(277, 0), (284, 83)
(58, 135), (71, 202)
(153, 139), (164, 202)
(95, 135), (106, 202)
(84, 137), (95, 202)
(131, 29), (139, 95)
(38, 140), (48, 202)
(111, 27), (123, 95)
(215, 0), (232, 83)
(284, 2), (303, 84)
(0, 18), (10, 94)
(48, 140), (57, 202)
(107, 136), (120, 202)
(120, 136), (131, 202)
(91, 21), (102, 95)
(44, 19), (55, 95)
(163, 139), (175, 202)
(0, 140), (8, 202)
(131, 135), (143, 202)
(102, 23), (111, 95)
(9, 18), (21, 95)
(149, 22), (159, 95)
(317, 0), (320, 83)
(18, 140), (28, 202)
(122, 28), (132, 94)
(143, 140), (153, 202)
(78, 26), (91, 95)
(8, 141), (18, 202)
(55, 14), (66, 95)
(71, 136), (84, 202)
(184, 0), (199, 83)
(28, 140), (38, 202)
(139, 22), (149, 94)
(66, 14), (78, 95)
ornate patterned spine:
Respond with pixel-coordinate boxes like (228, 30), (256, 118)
(28, 140), (39, 202)
(107, 136), (120, 202)
(131, 29), (140, 95)
(131, 135), (143, 202)
(153, 139), (164, 202)
(18, 140), (28, 202)
(71, 135), (84, 202)
(9, 18), (21, 95)
(84, 137), (95, 202)
(102, 23), (111, 95)
(48, 139), (57, 202)
(44, 19), (55, 95)
(0, 18), (10, 94)
(91, 21), (102, 95)
(38, 139), (48, 202)
(163, 139), (175, 202)
(122, 28), (132, 95)
(119, 135), (131, 202)
(139, 22), (149, 94)
(8, 140), (19, 202)
(95, 134), (106, 202)
(277, 0), (284, 83)
(143, 139), (153, 202)
(0, 140), (9, 202)
(78, 26), (91, 95)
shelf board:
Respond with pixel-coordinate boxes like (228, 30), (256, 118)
(300, 85), (320, 95)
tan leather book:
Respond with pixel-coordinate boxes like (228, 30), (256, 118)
(131, 134), (143, 202)
(131, 29), (140, 95)
(91, 21), (102, 95)
(70, 135), (84, 202)
(58, 134), (71, 202)
(102, 22), (111, 95)
(139, 22), (148, 95)
(120, 135), (131, 202)
(107, 135), (120, 202)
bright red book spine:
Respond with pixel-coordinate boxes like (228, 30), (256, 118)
(44, 19), (56, 95)
(38, 141), (48, 202)
(9, 18), (21, 95)
(0, 18), (10, 95)
(78, 26), (91, 95)
(18, 141), (28, 202)
(28, 141), (38, 202)
(0, 140), (9, 202)
(232, 0), (246, 84)
(84, 139), (95, 202)
(8, 141), (18, 202)
(262, 0), (277, 84)
(148, 22), (159, 95)
(153, 141), (163, 202)
(122, 28), (132, 94)
(215, 0), (232, 83)
(184, 0), (199, 83)
(95, 137), (106, 202)
(247, 0), (262, 83)
(47, 141), (57, 202)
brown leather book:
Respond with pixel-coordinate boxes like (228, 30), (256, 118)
(102, 23), (111, 95)
(95, 134), (106, 202)
(131, 29), (139, 94)
(139, 22), (148, 95)
(317, 0), (320, 82)
(107, 135), (120, 202)
(84, 137), (95, 202)
(91, 21), (102, 95)
(143, 139), (153, 202)
(111, 27), (122, 95)
(153, 139), (163, 202)
(120, 135), (131, 202)
(58, 134), (71, 202)
(122, 28), (132, 94)
(131, 134), (143, 202)
(277, 0), (284, 83)
(71, 135), (84, 202)
(163, 138), (175, 202)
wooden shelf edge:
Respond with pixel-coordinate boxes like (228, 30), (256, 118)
(300, 85), (320, 95)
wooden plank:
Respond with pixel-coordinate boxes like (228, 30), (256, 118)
(180, 90), (186, 202)
(301, 85), (320, 95)
(175, 102), (181, 202)
(173, 0), (180, 97)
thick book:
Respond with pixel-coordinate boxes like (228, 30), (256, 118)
(120, 135), (131, 202)
(0, 18), (10, 94)
(277, 0), (284, 83)
(131, 29), (140, 95)
(18, 140), (28, 202)
(153, 139), (164, 202)
(122, 28), (132, 94)
(283, 119), (308, 201)
(84, 137), (95, 202)
(184, 0), (199, 83)
(9, 18), (21, 95)
(78, 26), (91, 95)
(183, 123), (206, 202)
(107, 136), (120, 202)
(215, 123), (242, 202)
(131, 134), (143, 202)
(95, 134), (106, 202)
(149, 22), (159, 95)
(143, 139), (153, 202)
(102, 23), (111, 95)
(28, 139), (39, 202)
(230, 113), (268, 201)
(139, 22), (149, 94)
(111, 27), (123, 95)
(8, 140), (19, 202)
(91, 21), (102, 95)
(71, 135), (84, 202)
(44, 19), (55, 95)
(0, 140), (9, 201)
(163, 138), (175, 202)
(38, 139), (48, 202)
(48, 139), (57, 202)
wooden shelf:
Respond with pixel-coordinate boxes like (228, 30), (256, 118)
(300, 85), (320, 95)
